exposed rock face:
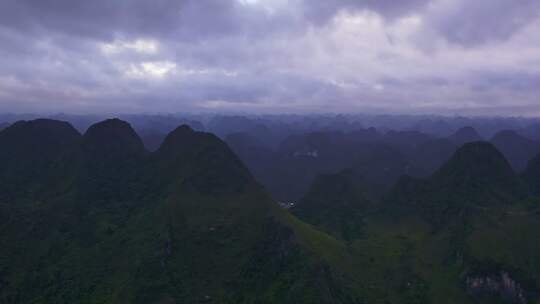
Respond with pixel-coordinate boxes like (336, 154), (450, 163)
(466, 271), (528, 304)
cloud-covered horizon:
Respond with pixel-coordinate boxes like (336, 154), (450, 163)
(0, 0), (539, 115)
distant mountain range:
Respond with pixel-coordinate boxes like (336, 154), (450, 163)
(295, 140), (540, 303)
(226, 125), (540, 202)
(2, 118), (540, 303)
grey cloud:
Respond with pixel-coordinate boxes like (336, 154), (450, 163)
(0, 0), (303, 43)
(0, 0), (434, 45)
(0, 0), (539, 115)
(2, 0), (538, 46)
(425, 0), (540, 46)
(150, 70), (344, 109)
(469, 71), (540, 92)
(301, 0), (432, 24)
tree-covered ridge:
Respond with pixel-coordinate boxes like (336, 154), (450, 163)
(3, 119), (540, 303)
(296, 141), (540, 304)
(0, 119), (355, 303)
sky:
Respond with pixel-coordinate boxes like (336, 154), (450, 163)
(0, 0), (539, 115)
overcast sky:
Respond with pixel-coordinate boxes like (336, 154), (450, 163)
(0, 0), (539, 115)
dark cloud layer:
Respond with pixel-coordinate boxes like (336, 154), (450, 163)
(0, 0), (539, 115)
(302, 0), (431, 24)
(426, 0), (540, 46)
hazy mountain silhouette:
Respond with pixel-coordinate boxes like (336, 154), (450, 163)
(448, 126), (483, 146)
(137, 129), (167, 151)
(491, 129), (540, 172)
(382, 130), (434, 153)
(411, 138), (457, 175)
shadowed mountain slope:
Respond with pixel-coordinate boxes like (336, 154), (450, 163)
(0, 119), (81, 200)
(289, 140), (540, 303)
(410, 138), (457, 176)
(292, 171), (372, 242)
(82, 118), (146, 157)
(491, 130), (540, 172)
(0, 118), (364, 304)
(390, 142), (524, 225)
(5, 120), (540, 304)
(448, 126), (482, 146)
(523, 153), (540, 196)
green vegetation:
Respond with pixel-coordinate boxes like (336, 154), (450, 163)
(295, 142), (540, 304)
(0, 119), (356, 303)
(3, 121), (540, 303)
(292, 171), (370, 243)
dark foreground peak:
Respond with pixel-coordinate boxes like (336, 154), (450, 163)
(0, 119), (81, 198)
(153, 124), (255, 195)
(157, 124), (211, 156)
(82, 118), (145, 156)
(0, 119), (81, 158)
